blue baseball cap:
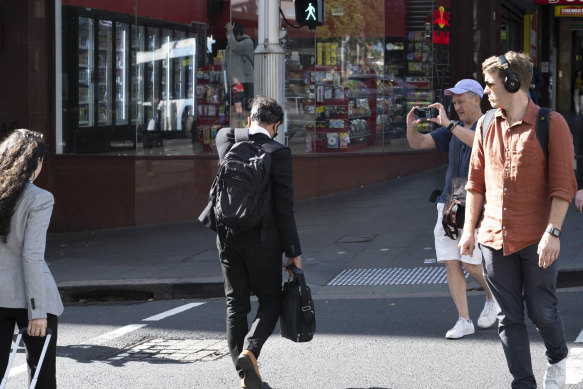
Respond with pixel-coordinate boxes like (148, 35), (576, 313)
(444, 79), (484, 98)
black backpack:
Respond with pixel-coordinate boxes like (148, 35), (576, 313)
(211, 128), (284, 234)
(481, 107), (551, 157)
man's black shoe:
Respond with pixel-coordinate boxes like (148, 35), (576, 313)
(237, 350), (262, 389)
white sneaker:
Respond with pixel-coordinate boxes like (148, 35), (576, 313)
(477, 299), (499, 329)
(543, 358), (567, 389)
(445, 318), (475, 339)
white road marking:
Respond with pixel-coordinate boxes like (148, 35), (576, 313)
(7, 363), (27, 378)
(6, 303), (207, 379)
(142, 302), (205, 322)
(566, 347), (583, 385)
(89, 324), (147, 345)
(576, 328), (583, 343)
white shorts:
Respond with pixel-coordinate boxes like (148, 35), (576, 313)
(434, 202), (483, 265)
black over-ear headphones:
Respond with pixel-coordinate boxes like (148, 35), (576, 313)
(499, 55), (521, 93)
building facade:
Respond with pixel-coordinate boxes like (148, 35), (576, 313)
(0, 0), (558, 231)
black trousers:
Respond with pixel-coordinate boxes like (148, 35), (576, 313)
(217, 233), (282, 378)
(0, 308), (58, 389)
(242, 82), (254, 111)
(480, 244), (568, 389)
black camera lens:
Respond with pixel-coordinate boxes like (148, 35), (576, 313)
(414, 107), (438, 120)
(414, 108), (426, 119)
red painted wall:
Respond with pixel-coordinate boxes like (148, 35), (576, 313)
(61, 0), (206, 24)
(50, 157), (135, 231)
(46, 151), (445, 231)
(293, 152), (446, 199)
(386, 0), (406, 37)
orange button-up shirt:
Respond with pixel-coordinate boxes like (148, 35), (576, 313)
(466, 100), (577, 255)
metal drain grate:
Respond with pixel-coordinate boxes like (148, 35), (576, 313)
(102, 338), (229, 363)
(327, 267), (468, 286)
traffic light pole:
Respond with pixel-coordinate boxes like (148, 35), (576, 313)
(254, 0), (287, 145)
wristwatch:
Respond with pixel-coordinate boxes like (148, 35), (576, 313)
(545, 227), (561, 237)
(447, 120), (459, 133)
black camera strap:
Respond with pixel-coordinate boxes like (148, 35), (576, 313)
(451, 136), (462, 177)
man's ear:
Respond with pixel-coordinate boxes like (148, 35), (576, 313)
(247, 117), (251, 128)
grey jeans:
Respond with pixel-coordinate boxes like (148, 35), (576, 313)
(480, 243), (568, 389)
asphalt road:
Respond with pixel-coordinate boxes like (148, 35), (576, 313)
(4, 288), (583, 389)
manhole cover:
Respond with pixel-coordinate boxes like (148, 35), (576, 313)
(336, 234), (378, 243)
(101, 338), (229, 363)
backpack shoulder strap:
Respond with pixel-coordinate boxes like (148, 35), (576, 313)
(536, 107), (551, 159)
(259, 140), (285, 154)
(481, 109), (498, 145)
(234, 128), (249, 143)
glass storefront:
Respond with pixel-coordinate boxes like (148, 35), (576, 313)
(282, 0), (388, 154)
(57, 0), (450, 156)
(61, 4), (204, 155)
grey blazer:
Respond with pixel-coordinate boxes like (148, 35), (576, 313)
(0, 183), (64, 319)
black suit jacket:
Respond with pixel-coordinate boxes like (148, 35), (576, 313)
(199, 127), (302, 258)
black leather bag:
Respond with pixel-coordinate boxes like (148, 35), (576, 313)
(442, 176), (467, 240)
(280, 265), (316, 343)
(442, 136), (468, 240)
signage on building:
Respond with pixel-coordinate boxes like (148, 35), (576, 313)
(330, 6), (344, 16)
(433, 6), (450, 45)
(555, 5), (583, 16)
(536, 0), (583, 4)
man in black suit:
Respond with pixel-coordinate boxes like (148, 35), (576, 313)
(200, 96), (302, 389)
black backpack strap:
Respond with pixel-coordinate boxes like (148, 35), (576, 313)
(257, 141), (285, 180)
(234, 127), (249, 143)
(260, 141), (285, 154)
(451, 137), (461, 176)
(480, 107), (550, 158)
(481, 109), (498, 146)
(536, 107), (551, 159)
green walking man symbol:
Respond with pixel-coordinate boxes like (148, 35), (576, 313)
(305, 2), (316, 21)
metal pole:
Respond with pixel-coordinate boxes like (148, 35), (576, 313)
(255, 0), (286, 144)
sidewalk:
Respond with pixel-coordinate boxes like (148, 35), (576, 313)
(46, 166), (583, 302)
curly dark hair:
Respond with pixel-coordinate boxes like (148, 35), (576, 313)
(0, 129), (46, 243)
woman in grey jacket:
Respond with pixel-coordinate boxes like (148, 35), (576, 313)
(0, 129), (63, 389)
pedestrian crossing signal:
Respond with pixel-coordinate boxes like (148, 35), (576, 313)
(294, 0), (324, 29)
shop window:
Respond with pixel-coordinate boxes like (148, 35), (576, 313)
(282, 0), (442, 154)
(60, 6), (207, 155)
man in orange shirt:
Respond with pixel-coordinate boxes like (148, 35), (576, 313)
(460, 51), (577, 389)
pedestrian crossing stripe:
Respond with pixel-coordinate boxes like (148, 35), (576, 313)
(327, 267), (468, 286)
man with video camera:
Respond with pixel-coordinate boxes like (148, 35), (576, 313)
(406, 79), (498, 339)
